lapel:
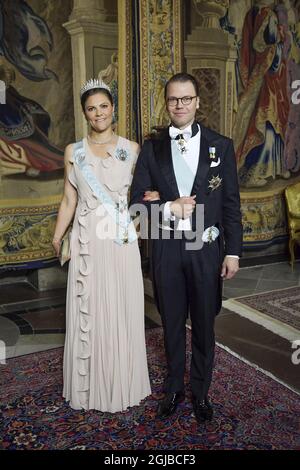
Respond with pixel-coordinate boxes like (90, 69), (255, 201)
(153, 130), (180, 199)
(191, 124), (211, 195)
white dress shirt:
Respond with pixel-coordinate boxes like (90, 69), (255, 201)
(163, 124), (200, 231)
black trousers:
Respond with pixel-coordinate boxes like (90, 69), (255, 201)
(151, 234), (222, 399)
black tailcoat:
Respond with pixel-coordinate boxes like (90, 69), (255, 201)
(130, 123), (243, 397)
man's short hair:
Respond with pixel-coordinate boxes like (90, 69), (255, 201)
(164, 73), (199, 99)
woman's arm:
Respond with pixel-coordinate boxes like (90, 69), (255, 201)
(52, 144), (78, 256)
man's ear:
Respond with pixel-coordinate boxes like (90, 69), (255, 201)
(196, 96), (200, 109)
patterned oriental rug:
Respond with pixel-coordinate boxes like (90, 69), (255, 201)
(223, 286), (300, 342)
(0, 328), (299, 450)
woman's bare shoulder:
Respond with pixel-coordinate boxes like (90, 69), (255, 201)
(64, 143), (76, 164)
(128, 140), (140, 155)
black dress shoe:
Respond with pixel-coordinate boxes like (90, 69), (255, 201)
(192, 396), (213, 423)
(156, 391), (185, 419)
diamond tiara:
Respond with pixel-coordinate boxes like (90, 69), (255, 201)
(80, 78), (111, 98)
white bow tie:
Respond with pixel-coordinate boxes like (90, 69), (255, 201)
(169, 125), (192, 141)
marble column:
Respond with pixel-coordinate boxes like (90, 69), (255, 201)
(63, 0), (117, 140)
(184, 0), (237, 137)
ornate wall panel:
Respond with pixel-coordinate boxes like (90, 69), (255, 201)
(118, 0), (183, 140)
(192, 67), (221, 132)
(139, 0), (183, 137)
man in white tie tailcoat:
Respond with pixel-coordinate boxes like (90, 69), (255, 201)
(130, 73), (242, 424)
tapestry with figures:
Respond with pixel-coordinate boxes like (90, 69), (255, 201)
(0, 0), (74, 270)
(225, 0), (300, 252)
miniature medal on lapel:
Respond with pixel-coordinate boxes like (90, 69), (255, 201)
(208, 146), (222, 191)
(209, 146), (220, 167)
(177, 135), (187, 154)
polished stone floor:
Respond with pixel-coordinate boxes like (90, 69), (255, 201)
(1, 261), (300, 393)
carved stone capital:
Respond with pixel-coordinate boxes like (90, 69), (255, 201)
(193, 0), (229, 29)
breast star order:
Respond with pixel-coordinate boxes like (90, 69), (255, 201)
(208, 175), (222, 191)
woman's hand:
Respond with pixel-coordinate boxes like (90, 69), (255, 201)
(52, 237), (61, 257)
(143, 190), (160, 201)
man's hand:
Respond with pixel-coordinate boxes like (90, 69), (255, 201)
(221, 256), (239, 280)
(170, 195), (196, 219)
(143, 190), (160, 201)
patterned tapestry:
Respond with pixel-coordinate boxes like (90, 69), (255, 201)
(222, 0), (300, 251)
(0, 0), (74, 270)
(230, 0), (300, 189)
(139, 0), (183, 138)
(118, 0), (183, 141)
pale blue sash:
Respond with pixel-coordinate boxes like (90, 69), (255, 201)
(73, 140), (137, 245)
(171, 141), (195, 196)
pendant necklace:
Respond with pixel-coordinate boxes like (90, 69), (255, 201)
(88, 132), (115, 145)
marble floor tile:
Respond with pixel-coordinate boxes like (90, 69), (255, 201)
(13, 334), (65, 358)
(0, 316), (20, 346)
(255, 279), (299, 293)
(20, 308), (66, 332)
